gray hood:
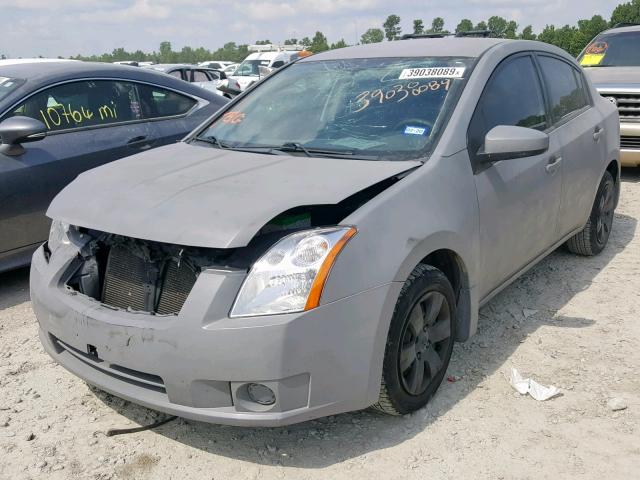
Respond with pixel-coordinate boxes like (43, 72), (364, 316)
(48, 142), (420, 248)
(584, 66), (640, 87)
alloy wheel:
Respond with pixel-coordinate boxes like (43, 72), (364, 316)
(399, 291), (452, 396)
(596, 181), (615, 246)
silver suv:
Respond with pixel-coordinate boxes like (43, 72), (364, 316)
(580, 24), (640, 167)
(31, 37), (619, 426)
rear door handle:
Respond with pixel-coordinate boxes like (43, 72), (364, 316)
(593, 127), (604, 141)
(545, 156), (562, 174)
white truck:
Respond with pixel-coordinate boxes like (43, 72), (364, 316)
(225, 45), (307, 94)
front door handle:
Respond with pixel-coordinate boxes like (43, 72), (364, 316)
(126, 136), (152, 150)
(545, 156), (562, 174)
(593, 127), (604, 142)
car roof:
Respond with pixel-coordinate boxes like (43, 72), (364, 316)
(0, 58), (78, 66)
(303, 37), (507, 62)
(0, 61), (221, 110)
(600, 24), (640, 34)
(146, 63), (195, 70)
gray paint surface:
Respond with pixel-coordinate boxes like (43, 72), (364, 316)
(31, 38), (620, 426)
(48, 142), (420, 247)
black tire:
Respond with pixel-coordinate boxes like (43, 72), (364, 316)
(566, 171), (615, 256)
(373, 264), (456, 415)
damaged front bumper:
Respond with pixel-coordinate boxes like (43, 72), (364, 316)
(30, 245), (398, 426)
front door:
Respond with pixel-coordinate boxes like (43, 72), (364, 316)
(467, 54), (563, 299)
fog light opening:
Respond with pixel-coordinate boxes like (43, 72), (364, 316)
(247, 383), (276, 406)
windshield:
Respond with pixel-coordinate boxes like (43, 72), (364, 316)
(579, 31), (640, 67)
(0, 77), (25, 102)
(197, 57), (473, 160)
(234, 59), (270, 77)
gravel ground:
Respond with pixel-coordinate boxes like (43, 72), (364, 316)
(1, 171), (639, 480)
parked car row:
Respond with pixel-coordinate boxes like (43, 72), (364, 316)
(25, 36), (620, 427)
(143, 63), (227, 95)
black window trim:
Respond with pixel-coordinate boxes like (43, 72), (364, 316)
(168, 68), (187, 81)
(532, 52), (593, 130)
(466, 51), (551, 170)
(0, 77), (207, 136)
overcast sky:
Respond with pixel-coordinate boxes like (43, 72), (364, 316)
(1, 0), (621, 58)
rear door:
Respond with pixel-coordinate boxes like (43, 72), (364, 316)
(535, 54), (606, 236)
(468, 54), (564, 299)
(0, 79), (152, 254)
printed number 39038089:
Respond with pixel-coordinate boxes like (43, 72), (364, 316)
(353, 79), (451, 113)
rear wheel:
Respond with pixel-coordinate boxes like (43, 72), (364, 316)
(566, 171), (615, 256)
(374, 264), (456, 415)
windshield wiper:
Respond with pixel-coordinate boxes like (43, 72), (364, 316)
(279, 142), (312, 156)
(194, 135), (229, 149)
(232, 143), (379, 160)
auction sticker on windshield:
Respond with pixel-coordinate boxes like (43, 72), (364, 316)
(399, 67), (465, 79)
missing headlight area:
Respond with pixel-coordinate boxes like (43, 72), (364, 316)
(66, 234), (233, 315)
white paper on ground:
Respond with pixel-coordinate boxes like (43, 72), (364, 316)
(509, 368), (561, 401)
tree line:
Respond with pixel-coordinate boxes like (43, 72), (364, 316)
(64, 0), (640, 64)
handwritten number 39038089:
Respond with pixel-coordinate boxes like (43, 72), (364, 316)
(353, 79), (451, 113)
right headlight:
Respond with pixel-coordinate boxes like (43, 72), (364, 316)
(47, 220), (71, 256)
(230, 226), (357, 318)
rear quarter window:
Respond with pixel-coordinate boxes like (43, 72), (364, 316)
(136, 84), (197, 118)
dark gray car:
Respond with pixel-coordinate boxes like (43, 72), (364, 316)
(0, 61), (227, 272)
(31, 38), (619, 426)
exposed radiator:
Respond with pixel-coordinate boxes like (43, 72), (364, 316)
(157, 259), (198, 315)
(101, 245), (197, 315)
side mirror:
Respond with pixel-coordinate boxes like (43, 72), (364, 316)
(478, 125), (549, 163)
(0, 116), (47, 156)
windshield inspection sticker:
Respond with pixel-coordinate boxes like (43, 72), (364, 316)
(580, 41), (608, 66)
(404, 126), (430, 136)
(221, 111), (246, 124)
(399, 67), (465, 80)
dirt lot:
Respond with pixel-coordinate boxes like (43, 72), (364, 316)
(1, 172), (639, 480)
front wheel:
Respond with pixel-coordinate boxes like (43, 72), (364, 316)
(374, 264), (456, 415)
(566, 171), (615, 256)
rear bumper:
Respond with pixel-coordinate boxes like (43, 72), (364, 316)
(31, 246), (399, 426)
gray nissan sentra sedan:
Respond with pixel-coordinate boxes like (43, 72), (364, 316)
(30, 37), (619, 426)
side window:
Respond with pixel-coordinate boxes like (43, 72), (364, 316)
(9, 80), (143, 132)
(271, 61), (285, 68)
(468, 55), (547, 158)
(136, 84), (197, 119)
(168, 70), (183, 80)
(205, 70), (220, 81)
(193, 70), (209, 82)
(538, 56), (589, 124)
